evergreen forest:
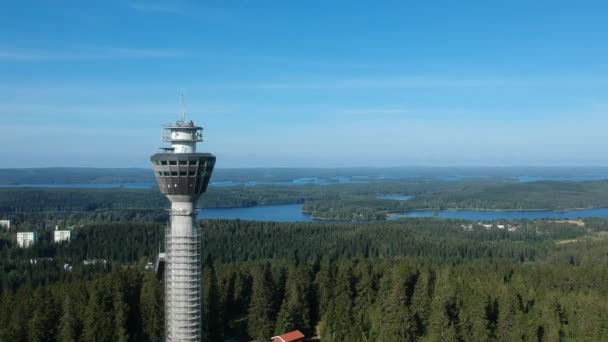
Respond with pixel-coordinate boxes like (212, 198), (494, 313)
(2, 217), (608, 341)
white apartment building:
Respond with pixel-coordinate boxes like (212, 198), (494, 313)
(17, 232), (36, 248)
(0, 220), (9, 230)
(54, 229), (71, 243)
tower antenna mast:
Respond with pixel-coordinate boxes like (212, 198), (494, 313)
(180, 94), (186, 122)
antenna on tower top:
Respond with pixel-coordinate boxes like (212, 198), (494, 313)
(180, 94), (186, 122)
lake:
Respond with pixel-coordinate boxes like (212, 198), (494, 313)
(375, 195), (413, 201)
(389, 208), (608, 221)
(0, 176), (368, 189)
(198, 203), (313, 222)
(196, 203), (608, 222)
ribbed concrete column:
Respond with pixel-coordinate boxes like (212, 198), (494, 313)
(165, 201), (201, 341)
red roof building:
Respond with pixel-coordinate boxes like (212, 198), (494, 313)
(271, 330), (305, 342)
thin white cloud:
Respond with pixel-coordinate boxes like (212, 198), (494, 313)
(128, 2), (183, 14)
(0, 47), (185, 61)
(211, 75), (608, 91)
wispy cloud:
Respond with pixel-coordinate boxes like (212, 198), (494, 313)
(126, 1), (234, 20)
(0, 47), (185, 61)
(211, 75), (608, 91)
(128, 2), (184, 14)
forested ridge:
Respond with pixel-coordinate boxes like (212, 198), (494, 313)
(2, 218), (608, 341)
(2, 167), (607, 185)
(5, 180), (608, 222)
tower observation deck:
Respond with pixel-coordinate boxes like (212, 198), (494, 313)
(151, 101), (216, 342)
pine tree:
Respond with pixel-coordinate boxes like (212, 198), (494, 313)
(274, 265), (313, 335)
(221, 271), (237, 334)
(140, 273), (163, 342)
(204, 256), (223, 342)
(380, 278), (415, 342)
(354, 262), (375, 341)
(82, 278), (115, 342)
(58, 294), (79, 342)
(314, 261), (334, 319)
(496, 286), (518, 342)
(410, 270), (433, 338)
(247, 266), (276, 341)
(274, 299), (295, 335)
(425, 270), (458, 342)
(112, 271), (130, 342)
(29, 287), (58, 342)
(321, 263), (357, 341)
(11, 289), (33, 341)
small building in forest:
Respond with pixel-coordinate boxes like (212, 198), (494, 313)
(54, 227), (71, 243)
(17, 232), (36, 248)
(271, 330), (305, 342)
(0, 220), (10, 230)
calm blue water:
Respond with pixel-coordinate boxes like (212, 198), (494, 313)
(197, 203), (608, 222)
(211, 177), (370, 187)
(376, 195), (413, 201)
(389, 208), (608, 221)
(516, 175), (608, 182)
(198, 203), (313, 222)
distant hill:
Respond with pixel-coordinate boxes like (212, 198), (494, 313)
(0, 168), (154, 185)
(1, 166), (608, 185)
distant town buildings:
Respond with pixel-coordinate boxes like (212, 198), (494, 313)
(464, 222), (520, 231)
(0, 220), (10, 230)
(30, 257), (53, 264)
(83, 259), (107, 267)
(17, 232), (36, 248)
(54, 227), (71, 243)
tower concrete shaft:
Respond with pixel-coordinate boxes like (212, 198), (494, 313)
(151, 116), (215, 342)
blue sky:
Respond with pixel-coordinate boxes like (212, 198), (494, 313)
(1, 0), (608, 168)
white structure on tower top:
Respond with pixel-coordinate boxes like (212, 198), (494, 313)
(161, 96), (203, 154)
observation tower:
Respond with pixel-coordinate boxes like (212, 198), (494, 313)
(151, 99), (216, 341)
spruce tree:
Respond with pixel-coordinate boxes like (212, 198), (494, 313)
(58, 294), (79, 342)
(204, 256), (223, 342)
(496, 286), (518, 342)
(82, 278), (115, 342)
(274, 299), (295, 335)
(380, 278), (414, 342)
(354, 262), (375, 341)
(425, 270), (458, 342)
(29, 287), (58, 342)
(321, 263), (357, 341)
(140, 273), (163, 342)
(247, 266), (276, 341)
(410, 270), (433, 338)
